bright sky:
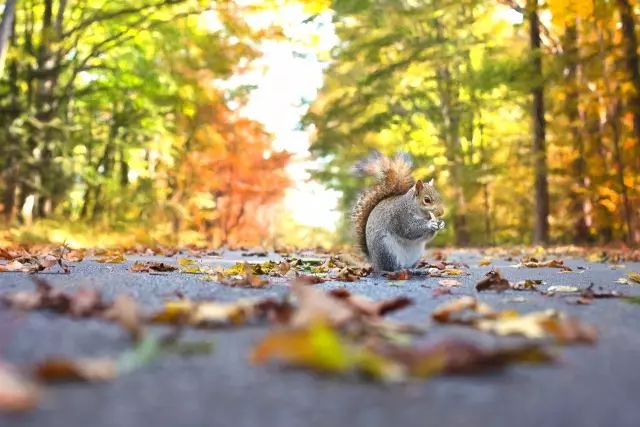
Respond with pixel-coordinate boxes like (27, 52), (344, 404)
(210, 3), (342, 230)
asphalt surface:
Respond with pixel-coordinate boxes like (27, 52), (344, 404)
(1, 250), (640, 427)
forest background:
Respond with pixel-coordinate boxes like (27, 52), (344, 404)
(0, 0), (639, 249)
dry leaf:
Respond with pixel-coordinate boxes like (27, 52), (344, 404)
(520, 258), (572, 271)
(386, 270), (411, 280)
(0, 361), (39, 412)
(432, 296), (496, 324)
(129, 261), (177, 273)
(328, 288), (412, 317)
(476, 310), (597, 344)
(476, 270), (510, 292)
(546, 285), (579, 294)
(384, 339), (553, 377)
(289, 282), (354, 328)
(150, 299), (253, 327)
(34, 358), (117, 383)
(0, 260), (29, 272)
(103, 295), (143, 340)
(478, 259), (492, 266)
(627, 272), (640, 284)
(294, 274), (325, 285)
(511, 279), (542, 291)
(438, 279), (460, 287)
(432, 288), (452, 297)
(96, 253), (126, 264)
(3, 280), (106, 317)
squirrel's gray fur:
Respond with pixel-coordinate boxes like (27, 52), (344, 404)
(353, 153), (445, 271)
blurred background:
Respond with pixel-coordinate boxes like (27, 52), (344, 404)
(0, 0), (638, 249)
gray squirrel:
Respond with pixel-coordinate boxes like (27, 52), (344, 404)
(352, 153), (445, 271)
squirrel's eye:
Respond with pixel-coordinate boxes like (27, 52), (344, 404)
(423, 196), (432, 204)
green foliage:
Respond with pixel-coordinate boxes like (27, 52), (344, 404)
(306, 0), (640, 246)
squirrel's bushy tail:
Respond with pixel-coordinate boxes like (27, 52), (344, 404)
(352, 152), (414, 255)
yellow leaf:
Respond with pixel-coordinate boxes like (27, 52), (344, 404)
(96, 254), (125, 264)
(627, 272), (640, 284)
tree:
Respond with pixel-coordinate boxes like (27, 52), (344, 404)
(0, 0), (16, 75)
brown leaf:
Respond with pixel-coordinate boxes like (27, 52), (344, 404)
(3, 280), (107, 318)
(294, 274), (325, 284)
(289, 282), (355, 328)
(475, 270), (510, 292)
(521, 258), (572, 271)
(216, 263), (269, 287)
(34, 358), (117, 383)
(0, 248), (18, 261)
(432, 288), (452, 297)
(0, 260), (30, 272)
(96, 253), (126, 263)
(511, 279), (542, 291)
(432, 296), (496, 324)
(386, 270), (411, 280)
(476, 310), (597, 344)
(129, 261), (177, 273)
(627, 272), (640, 284)
(0, 361), (40, 412)
(69, 288), (102, 317)
(328, 288), (412, 317)
(149, 299), (255, 327)
(103, 295), (143, 341)
(438, 279), (460, 287)
(384, 339), (553, 377)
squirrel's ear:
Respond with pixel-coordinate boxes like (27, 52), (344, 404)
(414, 180), (424, 193)
(427, 178), (434, 187)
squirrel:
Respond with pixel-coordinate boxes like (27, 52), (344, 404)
(352, 153), (445, 271)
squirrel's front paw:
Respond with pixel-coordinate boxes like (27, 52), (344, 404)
(437, 219), (445, 230)
(427, 220), (441, 232)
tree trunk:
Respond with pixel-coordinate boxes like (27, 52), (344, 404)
(563, 23), (589, 243)
(528, 0), (549, 244)
(616, 0), (640, 170)
(0, 0), (17, 75)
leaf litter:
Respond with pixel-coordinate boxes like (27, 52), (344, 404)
(1, 245), (633, 407)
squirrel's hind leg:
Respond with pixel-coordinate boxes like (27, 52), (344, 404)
(369, 236), (401, 271)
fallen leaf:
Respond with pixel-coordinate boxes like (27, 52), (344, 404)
(215, 263), (269, 287)
(103, 295), (143, 341)
(520, 258), (572, 271)
(546, 285), (579, 294)
(432, 288), (452, 297)
(475, 270), (510, 292)
(34, 358), (117, 383)
(511, 279), (542, 291)
(3, 279), (106, 317)
(386, 270), (411, 280)
(383, 339), (553, 377)
(149, 299), (254, 327)
(438, 279), (460, 287)
(476, 310), (597, 344)
(328, 288), (412, 317)
(627, 272), (640, 284)
(289, 282), (354, 328)
(432, 296), (496, 324)
(0, 260), (28, 272)
(478, 259), (492, 266)
(96, 253), (126, 264)
(294, 274), (325, 284)
(0, 361), (39, 412)
(129, 261), (177, 273)
(178, 258), (196, 266)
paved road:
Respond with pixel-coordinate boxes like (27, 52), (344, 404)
(1, 250), (640, 427)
